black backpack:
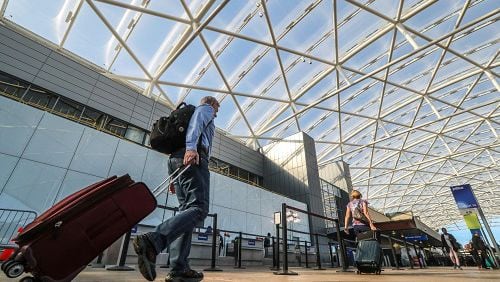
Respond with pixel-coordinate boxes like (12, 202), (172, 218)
(150, 102), (196, 154)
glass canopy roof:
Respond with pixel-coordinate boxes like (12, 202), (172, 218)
(1, 0), (498, 230)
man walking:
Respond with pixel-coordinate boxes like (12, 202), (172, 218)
(133, 96), (220, 281)
(440, 228), (462, 270)
(471, 232), (490, 269)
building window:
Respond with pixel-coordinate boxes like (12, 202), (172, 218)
(103, 117), (127, 137)
(52, 97), (84, 121)
(125, 125), (146, 144)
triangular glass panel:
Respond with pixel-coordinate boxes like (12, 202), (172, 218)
(102, 1), (191, 74)
(272, 0), (334, 54)
(413, 99), (441, 127)
(446, 112), (477, 128)
(111, 47), (149, 80)
(430, 53), (479, 90)
(337, 0), (393, 58)
(429, 74), (480, 103)
(340, 113), (376, 141)
(343, 30), (394, 74)
(207, 0), (272, 43)
(388, 48), (442, 92)
(64, 2), (123, 67)
(346, 122), (377, 146)
(160, 37), (227, 91)
(380, 88), (420, 115)
(278, 50), (334, 97)
(229, 47), (289, 101)
(404, 0), (461, 39)
(296, 69), (338, 105)
(317, 146), (342, 164)
(235, 96), (290, 131)
(202, 30), (272, 88)
(341, 80), (382, 117)
(299, 108), (333, 135)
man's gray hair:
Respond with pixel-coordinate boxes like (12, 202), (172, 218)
(200, 96), (219, 105)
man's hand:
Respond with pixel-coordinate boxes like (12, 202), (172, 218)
(369, 223), (377, 231)
(344, 229), (349, 235)
(184, 150), (199, 165)
(168, 182), (176, 195)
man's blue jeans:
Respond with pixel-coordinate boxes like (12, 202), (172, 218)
(147, 150), (210, 273)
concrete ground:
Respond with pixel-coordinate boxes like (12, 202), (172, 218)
(6, 266), (499, 282)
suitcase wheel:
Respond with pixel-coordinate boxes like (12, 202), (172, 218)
(4, 261), (24, 278)
(20, 276), (38, 282)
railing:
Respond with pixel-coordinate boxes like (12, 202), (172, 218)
(0, 208), (37, 248)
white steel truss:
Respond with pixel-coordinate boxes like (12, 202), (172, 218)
(1, 0), (498, 229)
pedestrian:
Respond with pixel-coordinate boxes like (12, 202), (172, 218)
(471, 232), (490, 269)
(343, 190), (377, 237)
(133, 96), (220, 282)
(440, 228), (463, 270)
(264, 232), (271, 257)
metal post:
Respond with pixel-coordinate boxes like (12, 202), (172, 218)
(234, 232), (245, 269)
(274, 203), (297, 275)
(419, 246), (427, 268)
(270, 236), (277, 270)
(328, 242), (335, 268)
(107, 231), (134, 271)
(275, 224), (280, 271)
(413, 244), (422, 269)
(304, 241), (310, 268)
(388, 237), (400, 270)
(334, 219), (352, 272)
(403, 238), (414, 269)
(205, 214), (222, 272)
(92, 253), (105, 268)
(314, 233), (325, 270)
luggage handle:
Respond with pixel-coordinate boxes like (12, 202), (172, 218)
(152, 165), (191, 198)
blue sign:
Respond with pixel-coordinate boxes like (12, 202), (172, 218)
(198, 234), (208, 241)
(131, 225), (138, 234)
(405, 235), (428, 241)
(450, 184), (479, 209)
(248, 240), (256, 246)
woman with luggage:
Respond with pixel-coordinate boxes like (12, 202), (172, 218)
(343, 190), (377, 236)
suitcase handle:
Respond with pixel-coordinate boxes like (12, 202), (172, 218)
(152, 165), (191, 198)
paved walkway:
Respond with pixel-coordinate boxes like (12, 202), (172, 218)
(6, 266), (498, 282)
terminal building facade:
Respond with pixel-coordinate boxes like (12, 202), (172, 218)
(0, 24), (351, 249)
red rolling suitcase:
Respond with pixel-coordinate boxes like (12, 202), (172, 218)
(1, 174), (157, 282)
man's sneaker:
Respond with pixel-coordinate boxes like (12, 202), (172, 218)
(165, 269), (204, 282)
(133, 234), (157, 281)
(453, 264), (457, 269)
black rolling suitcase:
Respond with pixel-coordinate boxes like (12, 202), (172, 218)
(355, 231), (383, 275)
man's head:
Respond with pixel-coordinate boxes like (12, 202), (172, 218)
(474, 232), (479, 237)
(350, 190), (362, 199)
(201, 96), (220, 117)
(441, 227), (447, 234)
(267, 232), (271, 236)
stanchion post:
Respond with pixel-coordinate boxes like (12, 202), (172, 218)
(328, 242), (335, 268)
(205, 214), (222, 272)
(334, 219), (352, 272)
(234, 232), (246, 269)
(413, 244), (423, 269)
(92, 252), (105, 268)
(314, 233), (325, 270)
(275, 223), (280, 271)
(107, 231), (134, 271)
(271, 236), (277, 270)
(403, 237), (414, 269)
(273, 204), (297, 275)
(304, 241), (310, 268)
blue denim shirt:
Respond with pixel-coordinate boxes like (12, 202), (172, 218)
(185, 104), (215, 156)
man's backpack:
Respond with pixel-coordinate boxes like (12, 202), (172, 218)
(149, 102), (196, 154)
(351, 201), (369, 224)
